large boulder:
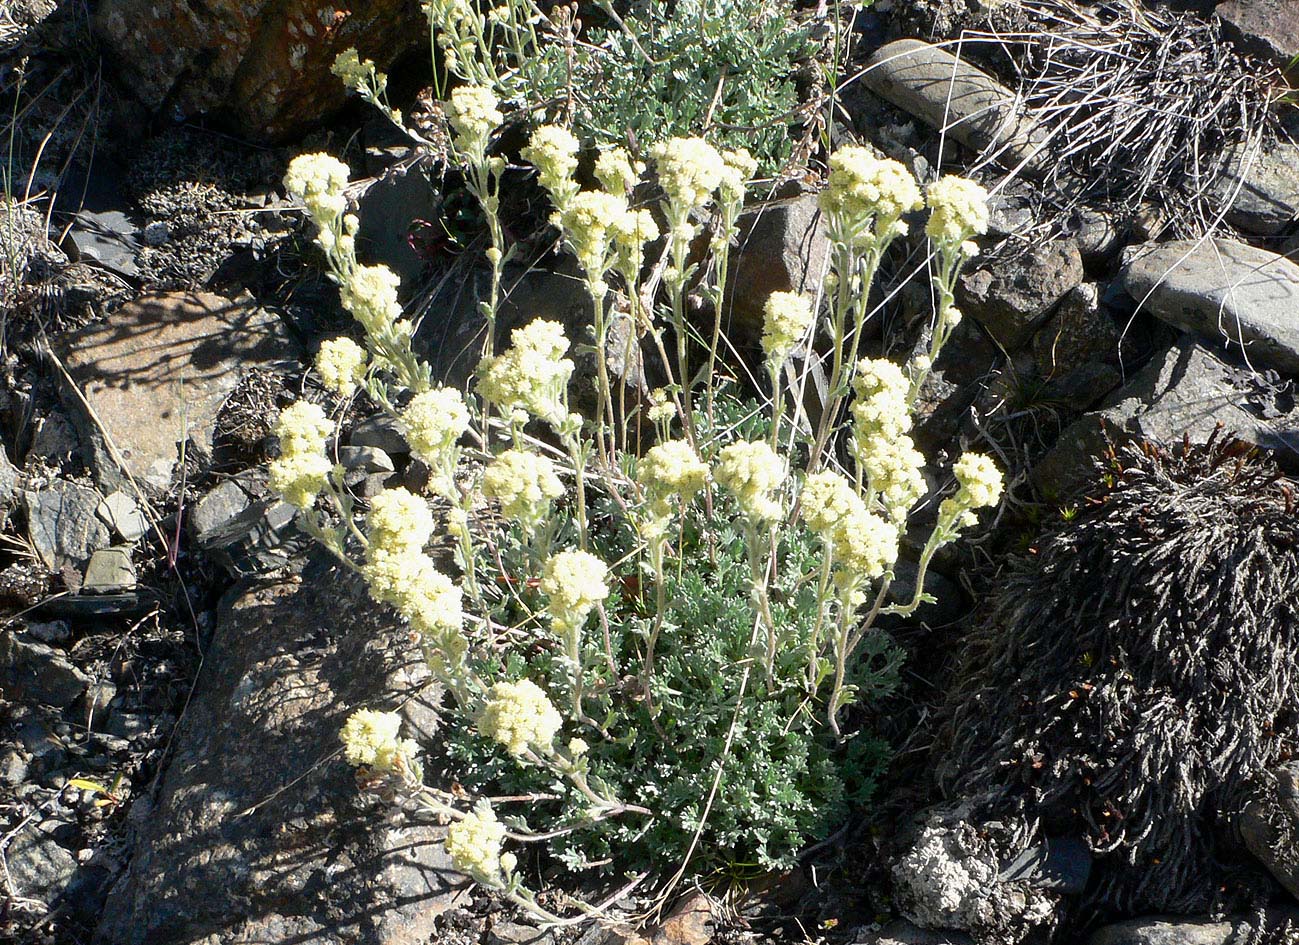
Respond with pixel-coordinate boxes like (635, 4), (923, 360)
(94, 0), (424, 142)
(96, 567), (466, 945)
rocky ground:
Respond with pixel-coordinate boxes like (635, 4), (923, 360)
(1, 0), (1298, 943)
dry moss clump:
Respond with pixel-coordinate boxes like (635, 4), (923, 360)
(936, 432), (1299, 916)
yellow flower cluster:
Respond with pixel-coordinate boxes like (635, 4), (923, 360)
(366, 487), (434, 552)
(269, 401), (334, 508)
(850, 358), (927, 522)
(925, 175), (990, 247)
(447, 85), (502, 154)
(522, 124), (580, 207)
(339, 263), (405, 337)
(646, 389), (676, 425)
(361, 487), (464, 637)
(715, 440), (785, 524)
(478, 678), (563, 756)
(401, 387), (470, 470)
(719, 148), (758, 205)
(594, 147), (643, 196)
(558, 190), (631, 278)
(315, 336), (368, 396)
(637, 440), (709, 537)
(283, 153), (350, 224)
(445, 802), (507, 882)
(761, 291), (815, 365)
(651, 136), (726, 212)
(331, 47), (372, 92)
(820, 147), (923, 242)
(478, 319), (574, 425)
(800, 470), (900, 586)
(340, 708), (417, 772)
(540, 549), (609, 633)
(953, 452), (1004, 508)
(482, 449), (564, 532)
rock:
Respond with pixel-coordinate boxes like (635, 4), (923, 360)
(67, 208), (141, 280)
(1216, 0), (1299, 73)
(1120, 239), (1299, 375)
(1067, 208), (1122, 268)
(355, 159), (441, 287)
(725, 193), (830, 346)
(851, 920), (973, 945)
(188, 477), (257, 543)
(1088, 911), (1299, 945)
(0, 438), (19, 507)
(1209, 141), (1299, 237)
(350, 415), (409, 455)
(339, 445), (395, 475)
(0, 746), (29, 786)
(24, 479), (112, 569)
(26, 620), (70, 644)
(60, 291), (296, 490)
(1240, 762), (1299, 900)
(1031, 284), (1120, 370)
(141, 221), (170, 246)
(1032, 337), (1299, 498)
(486, 921), (556, 945)
(0, 630), (92, 708)
(96, 491), (148, 542)
(94, 0), (424, 142)
(83, 548), (136, 592)
(96, 572), (464, 945)
(861, 40), (1047, 173)
(6, 820), (79, 901)
(959, 240), (1084, 351)
(195, 496), (307, 577)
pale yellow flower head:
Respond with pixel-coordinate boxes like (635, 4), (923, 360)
(715, 440), (785, 523)
(340, 708), (418, 773)
(719, 148), (758, 205)
(316, 336), (368, 395)
(366, 486), (435, 555)
(340, 263), (404, 335)
(331, 48), (371, 91)
(952, 452), (1003, 509)
(269, 400), (334, 508)
(447, 85), (502, 154)
(638, 440), (709, 537)
(832, 504), (899, 585)
(925, 175), (990, 246)
(855, 433), (927, 523)
(522, 124), (580, 205)
(401, 387), (469, 468)
(761, 291), (815, 364)
(482, 449), (564, 532)
(559, 190), (629, 276)
(478, 678), (563, 756)
(850, 357), (912, 441)
(820, 147), (923, 242)
(540, 549), (609, 632)
(477, 319), (574, 425)
(284, 152), (350, 223)
(799, 470), (861, 538)
(445, 802), (507, 883)
(363, 548), (464, 637)
(595, 147), (643, 196)
(651, 136), (726, 211)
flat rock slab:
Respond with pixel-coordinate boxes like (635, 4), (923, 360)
(1210, 141), (1299, 237)
(1089, 910), (1299, 945)
(1216, 0), (1299, 71)
(1121, 239), (1299, 376)
(61, 291), (295, 489)
(97, 569), (463, 945)
(24, 478), (111, 569)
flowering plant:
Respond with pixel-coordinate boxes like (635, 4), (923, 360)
(271, 13), (1001, 925)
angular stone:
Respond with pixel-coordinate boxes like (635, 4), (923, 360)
(725, 193), (830, 346)
(187, 477), (256, 543)
(96, 491), (147, 542)
(1121, 239), (1299, 375)
(959, 240), (1084, 350)
(83, 548), (136, 592)
(94, 0), (424, 142)
(1032, 337), (1299, 498)
(1216, 0), (1299, 72)
(1240, 762), (1299, 901)
(195, 496), (306, 577)
(6, 821), (79, 901)
(0, 630), (92, 708)
(349, 415), (409, 455)
(1032, 283), (1121, 370)
(61, 291), (295, 490)
(862, 40), (1048, 173)
(96, 574), (464, 945)
(24, 479), (111, 569)
(1209, 140), (1299, 237)
(1089, 911), (1299, 945)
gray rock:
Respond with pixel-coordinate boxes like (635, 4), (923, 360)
(1216, 0), (1299, 72)
(725, 193), (830, 347)
(1032, 338), (1299, 498)
(188, 477), (255, 543)
(1240, 762), (1299, 901)
(0, 630), (92, 708)
(0, 746), (29, 785)
(6, 820), (79, 901)
(350, 415), (409, 455)
(1032, 283), (1120, 369)
(339, 445), (396, 475)
(0, 437), (19, 507)
(83, 548), (136, 592)
(26, 620), (70, 644)
(1068, 208), (1122, 268)
(1121, 239), (1299, 376)
(96, 574), (464, 945)
(195, 496), (306, 577)
(67, 208), (140, 280)
(60, 290), (296, 491)
(24, 479), (112, 569)
(1209, 140), (1299, 237)
(96, 491), (148, 542)
(861, 40), (1047, 173)
(141, 220), (170, 246)
(355, 159), (439, 287)
(1088, 911), (1299, 945)
(959, 240), (1084, 350)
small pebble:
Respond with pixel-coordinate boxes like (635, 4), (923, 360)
(142, 220), (170, 246)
